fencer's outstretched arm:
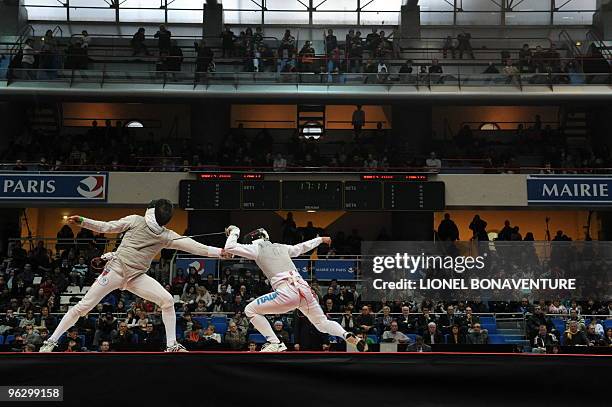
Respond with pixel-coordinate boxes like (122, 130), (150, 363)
(286, 237), (330, 257)
(166, 230), (224, 258)
(224, 226), (259, 260)
(68, 215), (135, 234)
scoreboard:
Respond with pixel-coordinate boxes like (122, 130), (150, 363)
(179, 180), (445, 211)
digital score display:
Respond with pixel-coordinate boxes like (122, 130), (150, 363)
(281, 181), (343, 210)
(383, 182), (445, 211)
(179, 180), (241, 210)
(241, 181), (280, 210)
(344, 181), (383, 210)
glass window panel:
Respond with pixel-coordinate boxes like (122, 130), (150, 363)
(511, 0), (550, 12)
(505, 12), (550, 25)
(167, 9), (203, 24)
(360, 0), (402, 12)
(24, 0), (67, 21)
(119, 9), (165, 23)
(456, 11), (500, 25)
(266, 0), (307, 11)
(316, 0), (358, 11)
(266, 11), (309, 24)
(419, 0), (454, 11)
(313, 11), (358, 25)
(224, 10), (262, 24)
(220, 0), (262, 11)
(554, 11), (594, 25)
(70, 0), (116, 22)
(420, 11), (454, 25)
(360, 11), (400, 25)
(553, 0), (595, 11)
(167, 0), (205, 10)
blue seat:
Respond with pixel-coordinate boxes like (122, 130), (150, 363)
(406, 334), (417, 343)
(79, 335), (86, 348)
(604, 320), (612, 330)
(193, 317), (209, 328)
(552, 318), (566, 333)
(248, 334), (266, 344)
(5, 335), (15, 344)
(211, 316), (227, 324)
(131, 335), (139, 344)
(481, 324), (497, 334)
(213, 323), (227, 334)
(487, 334), (506, 344)
(367, 334), (379, 344)
(0, 336), (4, 345)
(479, 316), (496, 325)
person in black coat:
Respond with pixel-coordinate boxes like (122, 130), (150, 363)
(563, 321), (589, 346)
(422, 322), (444, 345)
(437, 213), (459, 241)
(447, 324), (466, 345)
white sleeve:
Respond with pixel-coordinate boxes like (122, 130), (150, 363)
(224, 228), (259, 260)
(286, 237), (323, 258)
(81, 216), (134, 234)
(166, 230), (223, 257)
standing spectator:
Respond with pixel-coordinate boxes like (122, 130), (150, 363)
(442, 36), (455, 59)
(130, 28), (150, 56)
(352, 105), (366, 140)
(154, 25), (172, 54)
(21, 39), (36, 79)
(70, 256), (88, 287)
(437, 213), (459, 241)
(469, 215), (489, 241)
(349, 31), (363, 73)
(325, 29), (338, 55)
(457, 32), (474, 59)
(519, 43), (532, 72)
(221, 26), (236, 58)
(39, 29), (59, 79)
(194, 40), (214, 76)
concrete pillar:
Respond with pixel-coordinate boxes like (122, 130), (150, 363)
(594, 0), (612, 40)
(203, 2), (224, 41)
(399, 3), (421, 39)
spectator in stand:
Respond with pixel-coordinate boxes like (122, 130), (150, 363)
(442, 36), (456, 59)
(154, 24), (172, 54)
(457, 32), (474, 59)
(19, 309), (36, 328)
(273, 153), (287, 171)
(111, 321), (134, 348)
(503, 59), (520, 85)
(519, 43), (532, 73)
(423, 322), (443, 345)
(70, 256), (88, 287)
(201, 324), (222, 344)
(351, 105), (366, 141)
(585, 324), (603, 347)
(466, 323), (488, 344)
(340, 306), (355, 332)
(406, 335), (431, 352)
(532, 324), (558, 352)
(13, 159), (27, 171)
(224, 321), (246, 350)
(425, 152), (442, 171)
(397, 306), (417, 334)
(94, 312), (116, 347)
(195, 40), (214, 77)
(131, 28), (150, 56)
(382, 321), (410, 344)
(272, 320), (290, 344)
(278, 30), (296, 72)
(356, 305), (375, 335)
(604, 328), (612, 346)
(365, 28), (380, 53)
(348, 31), (363, 73)
(447, 324), (466, 345)
(469, 215), (489, 241)
(21, 38), (36, 79)
(61, 327), (83, 351)
(298, 41), (316, 73)
(98, 340), (110, 352)
(325, 29), (338, 55)
(437, 213), (459, 241)
(563, 320), (589, 346)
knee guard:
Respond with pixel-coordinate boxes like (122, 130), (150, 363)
(244, 302), (256, 319)
(159, 292), (174, 310)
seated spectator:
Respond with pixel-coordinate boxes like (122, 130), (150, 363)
(457, 32), (474, 59)
(447, 324), (466, 345)
(138, 323), (163, 349)
(273, 153), (287, 171)
(131, 27), (150, 56)
(61, 327), (83, 351)
(184, 322), (202, 344)
(382, 321), (410, 344)
(355, 305), (376, 335)
(70, 256), (88, 287)
(585, 324), (604, 346)
(224, 321), (246, 350)
(397, 306), (417, 334)
(503, 59), (520, 84)
(466, 323), (488, 344)
(565, 308), (585, 331)
(201, 325), (222, 344)
(98, 340), (111, 352)
(604, 328), (612, 346)
(247, 341), (258, 352)
(272, 321), (290, 343)
(22, 324), (42, 348)
(423, 322), (443, 345)
(13, 159), (27, 171)
(0, 309), (19, 335)
(154, 24), (172, 54)
(377, 305), (393, 333)
(531, 324), (557, 353)
(406, 335), (432, 352)
(563, 321), (588, 346)
(298, 41), (316, 73)
(110, 321), (133, 348)
(425, 152), (442, 171)
(19, 309), (36, 328)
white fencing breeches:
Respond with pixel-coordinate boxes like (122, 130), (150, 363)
(50, 259), (176, 347)
(244, 278), (347, 344)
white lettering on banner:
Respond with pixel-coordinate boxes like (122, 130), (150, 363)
(541, 183), (609, 198)
(2, 179), (56, 195)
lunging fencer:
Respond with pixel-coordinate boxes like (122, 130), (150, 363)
(224, 226), (365, 352)
(40, 199), (227, 353)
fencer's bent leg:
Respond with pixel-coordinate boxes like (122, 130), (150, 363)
(298, 285), (348, 338)
(245, 285), (300, 344)
(126, 273), (176, 347)
(49, 267), (124, 343)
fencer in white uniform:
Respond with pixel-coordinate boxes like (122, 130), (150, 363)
(40, 199), (226, 352)
(224, 226), (364, 352)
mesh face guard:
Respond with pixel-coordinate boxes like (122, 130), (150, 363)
(243, 228), (269, 244)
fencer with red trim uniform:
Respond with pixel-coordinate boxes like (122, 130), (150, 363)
(224, 226), (364, 352)
(40, 199), (225, 353)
